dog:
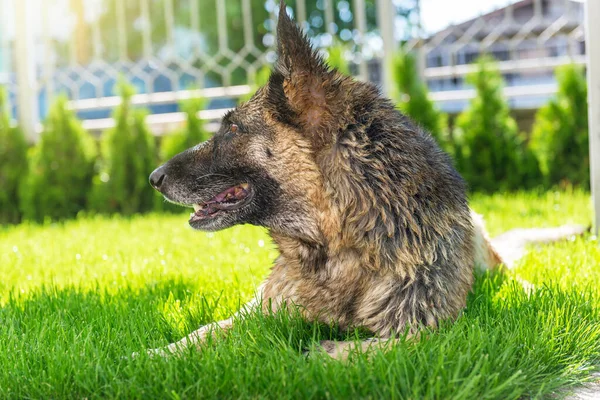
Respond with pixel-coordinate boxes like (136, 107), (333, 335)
(148, 1), (585, 359)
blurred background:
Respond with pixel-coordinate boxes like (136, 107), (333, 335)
(0, 0), (594, 224)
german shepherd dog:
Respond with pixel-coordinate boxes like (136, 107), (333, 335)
(148, 1), (583, 359)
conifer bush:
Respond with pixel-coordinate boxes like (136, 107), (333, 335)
(0, 87), (28, 224)
(393, 49), (448, 147)
(240, 65), (271, 103)
(20, 96), (96, 222)
(91, 81), (157, 215)
(530, 64), (589, 188)
(327, 42), (351, 75)
(453, 57), (541, 192)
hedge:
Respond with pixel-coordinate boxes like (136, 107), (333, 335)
(452, 57), (541, 192)
(20, 96), (96, 222)
(91, 81), (157, 215)
(530, 64), (589, 188)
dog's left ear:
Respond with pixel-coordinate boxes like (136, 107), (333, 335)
(269, 1), (338, 142)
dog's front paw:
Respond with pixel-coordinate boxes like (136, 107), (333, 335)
(130, 344), (176, 359)
(145, 347), (172, 358)
(318, 340), (348, 359)
(305, 339), (385, 360)
(303, 340), (347, 360)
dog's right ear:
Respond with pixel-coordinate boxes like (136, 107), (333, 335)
(274, 1), (328, 80)
(267, 1), (337, 144)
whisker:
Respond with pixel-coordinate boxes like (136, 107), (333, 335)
(195, 173), (231, 181)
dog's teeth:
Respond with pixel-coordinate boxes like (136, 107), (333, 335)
(190, 212), (195, 218)
(193, 204), (202, 212)
(240, 183), (249, 190)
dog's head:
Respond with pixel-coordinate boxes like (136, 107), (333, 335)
(150, 0), (470, 269)
(150, 1), (352, 241)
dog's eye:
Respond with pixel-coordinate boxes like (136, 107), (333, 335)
(230, 124), (238, 133)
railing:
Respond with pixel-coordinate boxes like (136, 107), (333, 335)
(0, 0), (588, 141)
(0, 0), (399, 141)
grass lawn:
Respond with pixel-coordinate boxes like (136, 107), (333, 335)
(0, 189), (598, 399)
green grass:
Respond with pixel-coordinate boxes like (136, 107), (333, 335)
(0, 189), (598, 399)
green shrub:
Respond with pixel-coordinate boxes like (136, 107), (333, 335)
(91, 81), (157, 215)
(326, 42), (351, 75)
(0, 87), (28, 224)
(517, 142), (544, 190)
(240, 65), (271, 103)
(20, 96), (96, 222)
(393, 49), (448, 147)
(453, 57), (541, 192)
(160, 96), (210, 162)
(253, 65), (272, 88)
(530, 64), (589, 188)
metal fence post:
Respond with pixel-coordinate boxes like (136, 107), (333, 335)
(376, 0), (396, 99)
(585, 0), (600, 237)
(0, 0), (11, 115)
(14, 0), (38, 142)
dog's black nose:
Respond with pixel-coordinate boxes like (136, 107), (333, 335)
(149, 166), (166, 191)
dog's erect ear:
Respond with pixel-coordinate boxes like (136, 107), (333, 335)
(275, 1), (327, 79)
(270, 1), (336, 141)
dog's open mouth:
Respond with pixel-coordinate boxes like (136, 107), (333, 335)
(189, 183), (252, 223)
